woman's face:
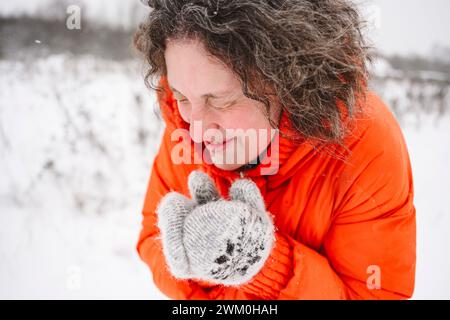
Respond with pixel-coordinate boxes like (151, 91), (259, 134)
(164, 38), (280, 171)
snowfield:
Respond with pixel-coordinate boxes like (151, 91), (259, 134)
(0, 55), (166, 299)
(402, 115), (450, 299)
(0, 54), (449, 299)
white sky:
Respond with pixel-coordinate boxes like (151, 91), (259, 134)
(1, 0), (450, 57)
(360, 0), (450, 56)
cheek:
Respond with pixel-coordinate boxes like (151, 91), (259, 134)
(223, 105), (270, 131)
(177, 102), (191, 123)
(223, 106), (274, 153)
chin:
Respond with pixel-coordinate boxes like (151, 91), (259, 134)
(212, 162), (244, 171)
(207, 142), (259, 171)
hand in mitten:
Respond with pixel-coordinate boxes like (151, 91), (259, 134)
(157, 170), (275, 286)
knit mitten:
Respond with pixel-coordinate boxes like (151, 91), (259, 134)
(156, 170), (275, 286)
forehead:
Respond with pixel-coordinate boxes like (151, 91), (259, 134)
(164, 38), (241, 96)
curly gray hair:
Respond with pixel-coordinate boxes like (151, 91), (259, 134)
(134, 0), (373, 154)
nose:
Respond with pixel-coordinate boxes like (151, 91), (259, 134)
(189, 105), (221, 144)
(189, 104), (206, 143)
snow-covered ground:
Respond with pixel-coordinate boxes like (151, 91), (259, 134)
(0, 55), (167, 299)
(402, 115), (450, 299)
(0, 54), (449, 299)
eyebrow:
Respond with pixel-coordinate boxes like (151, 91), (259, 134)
(169, 84), (232, 99)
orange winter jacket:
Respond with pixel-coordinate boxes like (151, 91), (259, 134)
(137, 76), (416, 300)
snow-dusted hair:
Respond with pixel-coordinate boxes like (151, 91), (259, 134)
(134, 0), (372, 149)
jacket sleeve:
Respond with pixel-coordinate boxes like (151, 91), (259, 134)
(237, 157), (416, 300)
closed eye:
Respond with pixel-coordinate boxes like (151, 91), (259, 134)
(175, 98), (235, 110)
(208, 99), (236, 110)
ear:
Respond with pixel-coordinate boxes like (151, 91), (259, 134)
(188, 170), (221, 205)
(229, 178), (266, 212)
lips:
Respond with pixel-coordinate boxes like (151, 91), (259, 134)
(205, 137), (234, 151)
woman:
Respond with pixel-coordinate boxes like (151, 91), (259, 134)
(134, 0), (416, 299)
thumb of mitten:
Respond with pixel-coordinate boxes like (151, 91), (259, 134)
(229, 178), (266, 212)
(188, 170), (221, 205)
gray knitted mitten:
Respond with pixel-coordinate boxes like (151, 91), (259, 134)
(157, 170), (275, 286)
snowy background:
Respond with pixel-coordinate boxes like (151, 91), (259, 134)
(0, 1), (449, 299)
